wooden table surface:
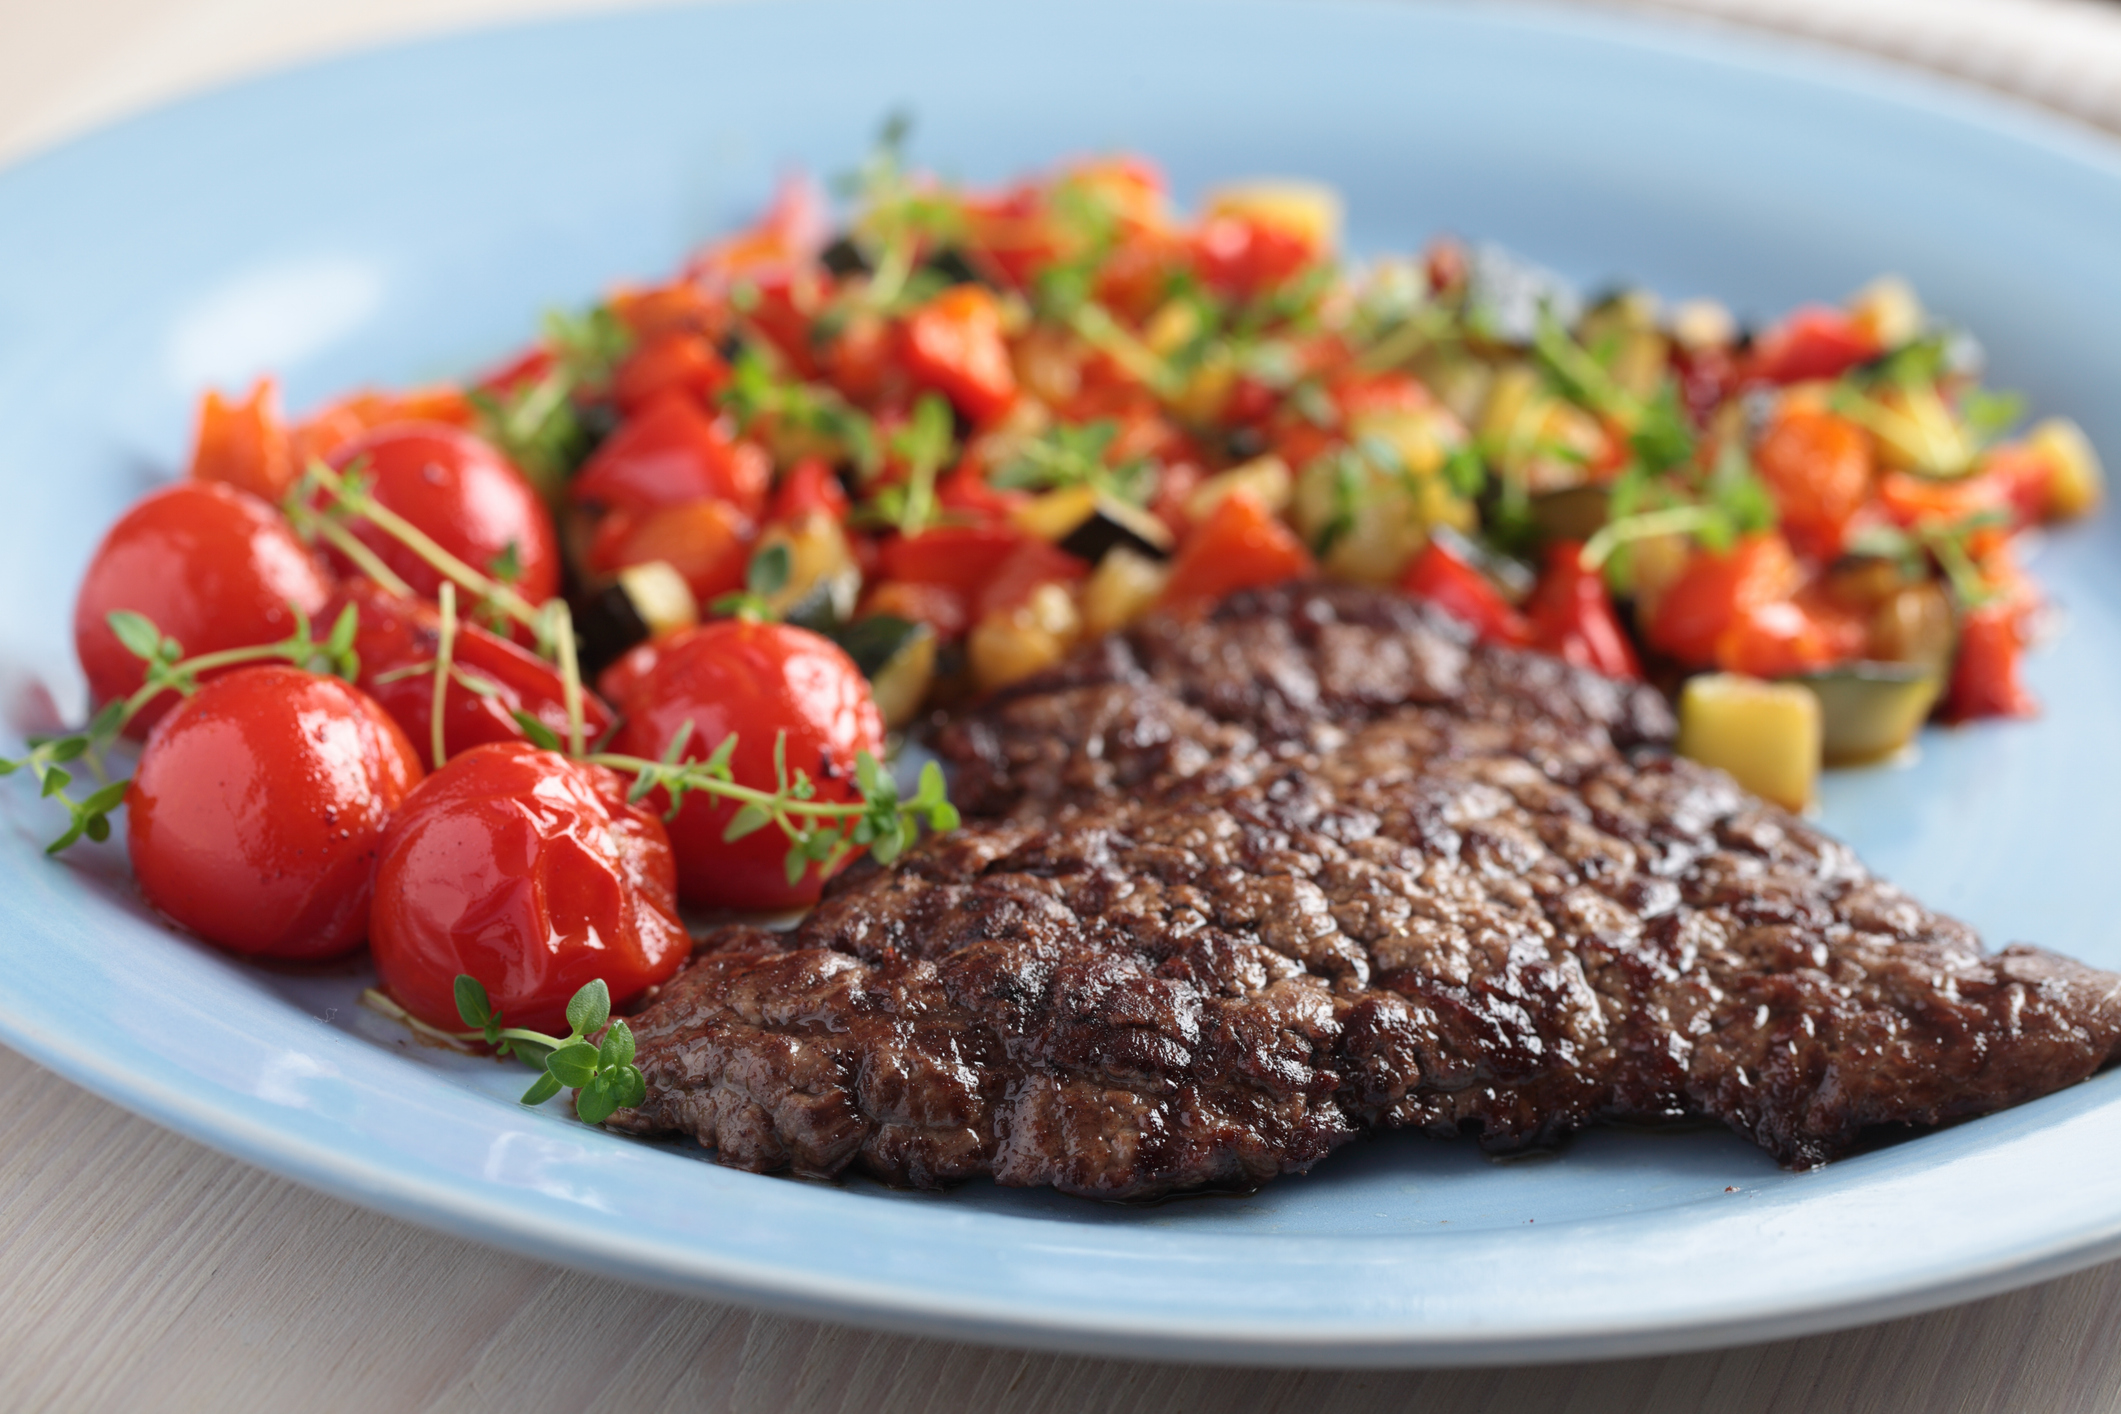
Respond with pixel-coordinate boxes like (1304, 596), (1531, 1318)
(9, 1), (2121, 1409)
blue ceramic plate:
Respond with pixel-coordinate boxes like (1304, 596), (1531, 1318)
(4, 0), (2120, 1367)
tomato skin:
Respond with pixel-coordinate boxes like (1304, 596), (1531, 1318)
(1754, 407), (1873, 559)
(1714, 599), (1863, 679)
(1743, 306), (1882, 386)
(328, 579), (614, 770)
(973, 540), (1089, 620)
(74, 481), (334, 737)
(902, 286), (1019, 424)
(1398, 539), (1534, 647)
(371, 743), (690, 1035)
(1160, 491), (1316, 609)
(571, 394), (771, 522)
(328, 423), (560, 605)
(878, 524), (1028, 600)
(1524, 543), (1641, 678)
(599, 621), (884, 912)
(125, 666), (422, 960)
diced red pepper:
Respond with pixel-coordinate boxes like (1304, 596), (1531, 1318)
(475, 346), (553, 397)
(1713, 598), (1863, 680)
(571, 394), (771, 521)
(878, 524), (1028, 600)
(188, 378), (293, 503)
(1743, 306), (1882, 386)
(1943, 602), (2038, 721)
(767, 457), (849, 525)
(1645, 533), (1803, 667)
(586, 498), (754, 604)
(860, 580), (971, 641)
(1399, 539), (1534, 648)
(611, 331), (729, 417)
(902, 285), (1019, 425)
(1876, 471), (2015, 559)
(1160, 490), (1315, 609)
(1191, 214), (1316, 302)
(974, 539), (1089, 620)
(936, 462), (1029, 525)
(1753, 405), (1875, 559)
(1524, 542), (1641, 679)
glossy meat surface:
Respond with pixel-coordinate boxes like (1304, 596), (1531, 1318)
(608, 584), (2121, 1198)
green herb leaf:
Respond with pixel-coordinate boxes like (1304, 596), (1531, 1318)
(722, 801), (774, 842)
(544, 1041), (601, 1088)
(510, 710), (562, 752)
(107, 611), (167, 662)
(598, 1018), (636, 1071)
(520, 1071), (564, 1106)
(454, 975), (494, 1029)
(563, 979), (611, 1038)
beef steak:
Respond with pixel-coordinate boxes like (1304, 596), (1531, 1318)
(606, 583), (2121, 1199)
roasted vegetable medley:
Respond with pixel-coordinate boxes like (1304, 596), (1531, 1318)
(181, 132), (2099, 807)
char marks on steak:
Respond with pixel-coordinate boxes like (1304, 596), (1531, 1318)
(608, 583), (2121, 1199)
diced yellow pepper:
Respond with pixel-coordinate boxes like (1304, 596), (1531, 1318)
(1676, 673), (1821, 812)
(1204, 181), (1343, 254)
(1081, 548), (1171, 637)
(2029, 416), (2104, 520)
(1187, 455), (1292, 521)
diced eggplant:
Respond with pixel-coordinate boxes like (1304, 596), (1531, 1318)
(831, 615), (937, 730)
(573, 560), (700, 677)
(1008, 484), (1176, 563)
(759, 512), (861, 629)
(1792, 662), (1942, 766)
(820, 235), (870, 277)
(922, 246), (985, 288)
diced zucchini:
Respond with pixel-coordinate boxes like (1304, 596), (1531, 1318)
(572, 560), (700, 676)
(832, 615), (937, 730)
(1012, 486), (1173, 561)
(2029, 416), (2104, 520)
(968, 582), (1082, 693)
(1081, 547), (1172, 637)
(1792, 662), (1941, 766)
(1204, 181), (1343, 254)
(1577, 291), (1668, 401)
(1676, 673), (1821, 811)
(1187, 455), (1292, 520)
(760, 511), (861, 627)
(1864, 580), (1955, 675)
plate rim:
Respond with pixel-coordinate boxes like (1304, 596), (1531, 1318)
(6, 0), (2121, 1366)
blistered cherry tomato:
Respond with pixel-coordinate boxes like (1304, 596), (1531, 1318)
(329, 578), (614, 770)
(125, 666), (422, 960)
(74, 481), (334, 737)
(600, 621), (884, 912)
(327, 422), (559, 604)
(371, 743), (691, 1035)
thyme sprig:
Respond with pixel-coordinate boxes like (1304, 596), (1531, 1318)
(590, 728), (958, 885)
(853, 393), (956, 535)
(1, 603), (359, 853)
(450, 976), (647, 1122)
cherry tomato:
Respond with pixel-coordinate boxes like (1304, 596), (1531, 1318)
(187, 377), (293, 503)
(125, 666), (422, 960)
(1754, 406), (1873, 559)
(599, 621), (884, 912)
(902, 285), (1019, 424)
(74, 481), (334, 737)
(327, 422), (560, 605)
(328, 578), (615, 770)
(1399, 539), (1534, 647)
(570, 394), (771, 522)
(1159, 490), (1316, 609)
(1713, 598), (1863, 679)
(1523, 542), (1641, 678)
(370, 743), (689, 1035)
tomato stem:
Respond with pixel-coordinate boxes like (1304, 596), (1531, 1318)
(314, 517), (416, 599)
(432, 583), (458, 769)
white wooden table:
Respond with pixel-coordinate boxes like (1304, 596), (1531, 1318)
(9, 1), (2121, 1408)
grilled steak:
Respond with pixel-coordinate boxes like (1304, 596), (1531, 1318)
(608, 583), (2121, 1199)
